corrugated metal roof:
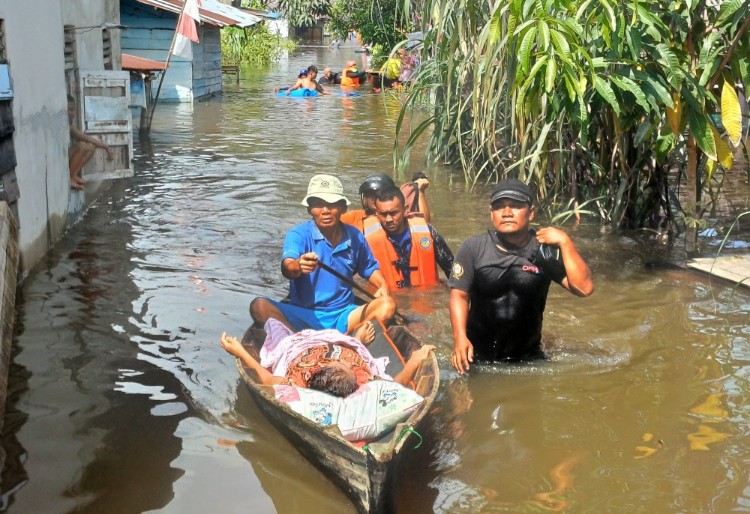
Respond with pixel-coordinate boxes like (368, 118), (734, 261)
(122, 53), (167, 71)
(136, 0), (262, 27)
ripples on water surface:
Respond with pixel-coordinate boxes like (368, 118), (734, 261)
(2, 47), (750, 513)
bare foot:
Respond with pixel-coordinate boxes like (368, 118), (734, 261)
(352, 321), (375, 345)
(71, 174), (87, 190)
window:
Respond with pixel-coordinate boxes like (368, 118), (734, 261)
(102, 28), (112, 70)
(64, 25), (76, 71)
(0, 20), (7, 64)
(0, 19), (10, 99)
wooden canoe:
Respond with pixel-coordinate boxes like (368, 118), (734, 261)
(236, 322), (440, 514)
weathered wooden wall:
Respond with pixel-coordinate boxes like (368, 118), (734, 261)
(0, 201), (19, 454)
(0, 101), (19, 223)
(192, 27), (223, 99)
(121, 1), (193, 102)
(121, 0), (224, 102)
(0, 98), (19, 470)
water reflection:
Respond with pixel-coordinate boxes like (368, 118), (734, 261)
(2, 200), (191, 513)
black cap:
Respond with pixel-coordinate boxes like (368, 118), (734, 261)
(359, 173), (396, 195)
(490, 179), (533, 205)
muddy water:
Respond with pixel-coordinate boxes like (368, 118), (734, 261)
(2, 47), (750, 513)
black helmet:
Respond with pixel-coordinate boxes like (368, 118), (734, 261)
(359, 173), (396, 196)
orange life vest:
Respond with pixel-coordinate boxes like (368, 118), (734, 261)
(340, 66), (360, 87)
(363, 215), (439, 288)
(340, 209), (366, 232)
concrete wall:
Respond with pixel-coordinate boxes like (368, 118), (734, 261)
(62, 1), (124, 221)
(62, 0), (122, 71)
(268, 19), (289, 39)
(0, 2), (70, 275)
(0, 0), (122, 276)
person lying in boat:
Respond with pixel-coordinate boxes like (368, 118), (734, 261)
(250, 174), (396, 338)
(340, 173), (431, 232)
(286, 65), (331, 96)
(220, 318), (435, 398)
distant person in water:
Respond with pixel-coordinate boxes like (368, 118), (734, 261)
(318, 67), (342, 86)
(67, 94), (113, 190)
(375, 54), (401, 91)
(274, 68), (310, 93)
(286, 65), (331, 96)
(340, 60), (367, 87)
(398, 47), (416, 83)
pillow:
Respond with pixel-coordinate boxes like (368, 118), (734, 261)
(273, 380), (424, 442)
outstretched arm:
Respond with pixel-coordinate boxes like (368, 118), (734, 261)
(315, 80), (331, 95)
(282, 252), (319, 280)
(392, 345), (435, 386)
(286, 78), (303, 95)
(220, 333), (283, 385)
(70, 127), (114, 160)
(535, 227), (594, 297)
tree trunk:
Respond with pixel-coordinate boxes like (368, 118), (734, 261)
(685, 134), (699, 255)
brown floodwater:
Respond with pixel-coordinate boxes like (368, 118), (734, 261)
(2, 47), (750, 513)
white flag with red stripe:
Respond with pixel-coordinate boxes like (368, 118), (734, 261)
(172, 0), (201, 59)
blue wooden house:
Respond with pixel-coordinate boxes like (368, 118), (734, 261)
(120, 0), (261, 102)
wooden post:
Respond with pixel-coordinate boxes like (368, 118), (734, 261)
(685, 132), (699, 255)
(146, 1), (190, 132)
(0, 201), (19, 445)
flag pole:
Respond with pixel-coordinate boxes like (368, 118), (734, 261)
(145, 0), (190, 132)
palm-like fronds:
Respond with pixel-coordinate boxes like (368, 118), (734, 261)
(395, 0), (750, 231)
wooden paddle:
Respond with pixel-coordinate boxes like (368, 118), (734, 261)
(316, 260), (410, 325)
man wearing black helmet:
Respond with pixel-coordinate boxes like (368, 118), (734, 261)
(341, 173), (431, 232)
(449, 179), (594, 372)
(366, 186), (454, 289)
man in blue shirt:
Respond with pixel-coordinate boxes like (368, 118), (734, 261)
(250, 174), (396, 337)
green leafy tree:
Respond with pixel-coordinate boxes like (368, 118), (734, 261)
(221, 25), (296, 66)
(277, 0), (332, 28)
(396, 0), (750, 249)
(328, 0), (409, 51)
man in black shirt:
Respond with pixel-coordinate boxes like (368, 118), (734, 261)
(318, 67), (342, 85)
(448, 179), (593, 371)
